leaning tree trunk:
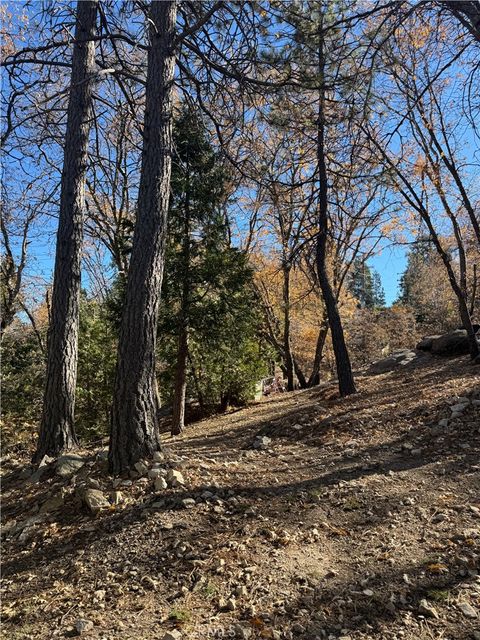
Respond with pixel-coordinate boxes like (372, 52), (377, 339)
(109, 0), (177, 474)
(315, 24), (356, 397)
(308, 317), (329, 387)
(34, 1), (98, 463)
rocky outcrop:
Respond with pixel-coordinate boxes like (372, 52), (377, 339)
(367, 350), (419, 375)
(416, 328), (480, 357)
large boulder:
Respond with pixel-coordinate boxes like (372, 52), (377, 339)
(416, 335), (441, 351)
(367, 350), (418, 375)
(430, 329), (472, 356)
(56, 454), (85, 478)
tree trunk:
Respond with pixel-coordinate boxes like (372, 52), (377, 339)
(171, 153), (191, 435)
(442, 1), (480, 43)
(171, 325), (188, 435)
(315, 23), (356, 397)
(293, 357), (308, 389)
(308, 318), (329, 387)
(34, 1), (98, 463)
(282, 263), (295, 391)
(109, 0), (177, 474)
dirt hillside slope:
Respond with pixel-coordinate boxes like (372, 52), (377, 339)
(1, 355), (479, 640)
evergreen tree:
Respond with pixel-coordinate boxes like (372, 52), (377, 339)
(349, 258), (386, 309)
(398, 238), (434, 309)
(159, 107), (267, 432)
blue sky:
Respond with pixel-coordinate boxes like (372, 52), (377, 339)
(370, 246), (407, 306)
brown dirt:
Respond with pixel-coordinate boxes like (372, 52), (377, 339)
(1, 354), (480, 640)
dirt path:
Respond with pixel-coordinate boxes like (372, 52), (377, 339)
(1, 355), (479, 639)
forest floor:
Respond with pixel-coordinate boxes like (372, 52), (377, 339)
(1, 354), (480, 640)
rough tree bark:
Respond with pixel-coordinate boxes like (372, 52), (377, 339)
(307, 315), (329, 387)
(442, 1), (480, 43)
(109, 0), (177, 474)
(282, 262), (295, 391)
(315, 24), (356, 397)
(34, 1), (98, 462)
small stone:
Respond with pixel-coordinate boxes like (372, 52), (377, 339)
(167, 469), (185, 487)
(253, 435), (271, 450)
(411, 448), (422, 456)
(418, 598), (439, 619)
(226, 597), (236, 611)
(134, 460), (149, 476)
(362, 589), (374, 596)
(233, 624), (252, 639)
(75, 618), (94, 635)
(148, 468), (164, 479)
(39, 454), (54, 467)
(154, 477), (168, 491)
(182, 498), (196, 509)
(438, 418), (449, 428)
(457, 602), (477, 618)
(153, 451), (165, 463)
(214, 558), (225, 572)
(142, 575), (157, 590)
(56, 455), (85, 478)
(450, 402), (468, 413)
(162, 631), (182, 640)
(84, 488), (110, 513)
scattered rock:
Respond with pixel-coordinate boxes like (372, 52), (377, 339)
(457, 602), (477, 618)
(182, 498), (196, 509)
(154, 476), (168, 491)
(253, 435), (271, 450)
(153, 451), (165, 463)
(148, 468), (164, 479)
(233, 624), (252, 639)
(56, 454), (85, 478)
(83, 488), (110, 513)
(167, 469), (185, 487)
(134, 460), (149, 476)
(162, 632), (182, 640)
(75, 618), (94, 635)
(418, 598), (439, 619)
(28, 454), (54, 483)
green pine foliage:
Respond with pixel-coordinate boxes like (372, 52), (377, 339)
(348, 258), (386, 309)
(157, 107), (269, 412)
